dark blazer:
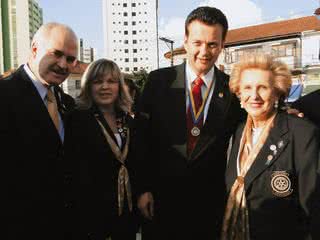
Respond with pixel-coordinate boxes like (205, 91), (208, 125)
(64, 107), (138, 240)
(292, 89), (320, 128)
(136, 63), (241, 239)
(226, 112), (320, 240)
(0, 66), (75, 240)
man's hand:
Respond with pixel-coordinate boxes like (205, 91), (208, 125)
(287, 108), (304, 118)
(138, 192), (154, 220)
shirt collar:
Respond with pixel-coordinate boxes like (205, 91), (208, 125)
(24, 64), (48, 101)
(185, 61), (215, 88)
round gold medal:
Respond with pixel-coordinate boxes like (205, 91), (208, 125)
(191, 126), (200, 137)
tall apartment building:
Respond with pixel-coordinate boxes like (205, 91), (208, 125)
(78, 38), (97, 63)
(0, 1), (4, 74)
(102, 0), (159, 73)
(1, 0), (43, 72)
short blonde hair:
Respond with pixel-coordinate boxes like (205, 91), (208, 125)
(229, 53), (292, 101)
(78, 58), (133, 113)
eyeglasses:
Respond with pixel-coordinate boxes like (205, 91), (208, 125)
(49, 49), (77, 64)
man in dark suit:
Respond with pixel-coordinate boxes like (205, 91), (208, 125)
(291, 89), (320, 128)
(136, 7), (241, 240)
(0, 23), (78, 240)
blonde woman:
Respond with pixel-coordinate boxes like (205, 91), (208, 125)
(222, 54), (320, 240)
(65, 59), (138, 240)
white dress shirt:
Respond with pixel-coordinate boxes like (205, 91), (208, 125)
(24, 64), (64, 142)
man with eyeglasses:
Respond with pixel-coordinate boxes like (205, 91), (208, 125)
(0, 22), (78, 240)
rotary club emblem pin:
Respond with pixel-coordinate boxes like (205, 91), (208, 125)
(270, 171), (293, 197)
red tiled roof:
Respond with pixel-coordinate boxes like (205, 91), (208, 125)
(226, 15), (320, 45)
(165, 16), (320, 58)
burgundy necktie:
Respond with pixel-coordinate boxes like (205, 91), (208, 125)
(187, 77), (204, 156)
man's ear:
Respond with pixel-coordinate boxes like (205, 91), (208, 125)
(31, 42), (38, 57)
(183, 35), (188, 50)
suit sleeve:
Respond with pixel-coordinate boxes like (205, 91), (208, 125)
(135, 71), (157, 195)
(0, 83), (13, 235)
(295, 126), (320, 239)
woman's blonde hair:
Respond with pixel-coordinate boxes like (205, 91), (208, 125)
(229, 53), (292, 101)
(77, 58), (133, 113)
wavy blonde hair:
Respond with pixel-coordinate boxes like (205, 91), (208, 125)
(229, 53), (292, 102)
(77, 58), (133, 113)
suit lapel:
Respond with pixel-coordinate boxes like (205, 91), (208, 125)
(168, 64), (189, 159)
(244, 113), (289, 191)
(15, 67), (62, 146)
(190, 66), (231, 161)
(225, 123), (245, 190)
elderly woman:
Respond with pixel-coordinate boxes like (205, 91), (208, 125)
(65, 59), (138, 240)
(221, 54), (320, 240)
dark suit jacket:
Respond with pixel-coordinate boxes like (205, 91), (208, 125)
(0, 66), (75, 240)
(226, 112), (320, 240)
(136, 63), (241, 239)
(292, 89), (320, 128)
(64, 107), (138, 240)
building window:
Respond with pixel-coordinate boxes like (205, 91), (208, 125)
(124, 40), (129, 44)
(124, 21), (128, 26)
(125, 58), (129, 62)
(133, 49), (137, 53)
(133, 58), (138, 62)
(132, 21), (136, 25)
(125, 49), (129, 53)
(124, 12), (128, 16)
(144, 12), (147, 14)
(125, 67), (129, 71)
(75, 80), (81, 89)
(132, 3), (136, 7)
(271, 43), (295, 57)
(132, 30), (137, 35)
(133, 40), (137, 44)
(132, 12), (136, 16)
(124, 30), (128, 35)
(123, 3), (127, 7)
(134, 67), (138, 71)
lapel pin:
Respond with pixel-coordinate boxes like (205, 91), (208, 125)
(270, 144), (276, 151)
(218, 92), (224, 98)
(278, 140), (284, 148)
(265, 155), (273, 165)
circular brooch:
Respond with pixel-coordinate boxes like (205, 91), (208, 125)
(270, 171), (293, 197)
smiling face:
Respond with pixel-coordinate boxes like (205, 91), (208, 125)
(184, 20), (224, 77)
(30, 26), (78, 86)
(91, 73), (120, 109)
(239, 68), (278, 125)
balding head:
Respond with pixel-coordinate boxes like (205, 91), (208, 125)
(29, 22), (78, 86)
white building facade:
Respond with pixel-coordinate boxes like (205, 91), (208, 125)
(102, 0), (159, 73)
(1, 0), (43, 72)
